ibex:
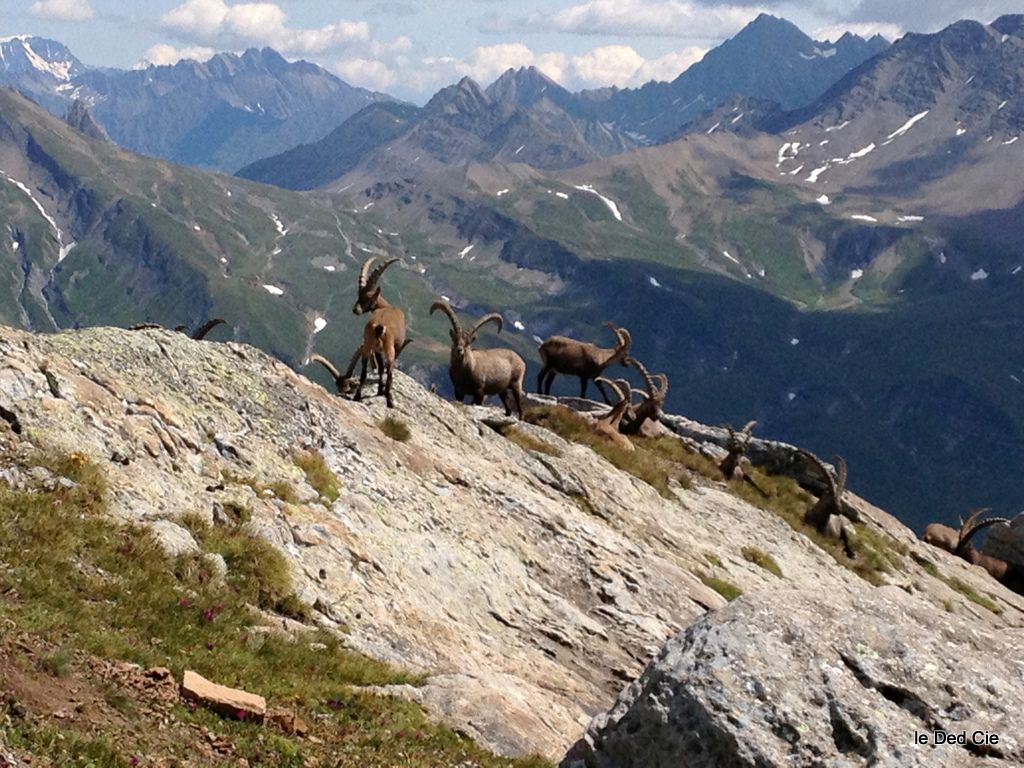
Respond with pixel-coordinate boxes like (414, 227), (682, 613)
(537, 322), (632, 401)
(923, 508), (1011, 581)
(592, 377), (636, 452)
(800, 449), (855, 558)
(307, 354), (354, 395)
(719, 421), (767, 496)
(621, 357), (667, 435)
(430, 300), (526, 418)
(343, 256), (408, 407)
(129, 318), (227, 340)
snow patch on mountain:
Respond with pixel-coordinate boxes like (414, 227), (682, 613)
(573, 185), (622, 222)
(886, 111), (929, 141)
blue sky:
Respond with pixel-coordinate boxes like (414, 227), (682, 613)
(6, 0), (1021, 101)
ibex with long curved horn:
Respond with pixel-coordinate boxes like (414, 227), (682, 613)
(336, 256), (408, 407)
(800, 449), (855, 558)
(307, 354), (353, 395)
(923, 509), (1012, 580)
(592, 377), (636, 452)
(430, 300), (526, 418)
(621, 357), (667, 435)
(537, 322), (632, 401)
(719, 420), (767, 496)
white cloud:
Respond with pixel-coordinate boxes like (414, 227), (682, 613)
(633, 46), (707, 82)
(335, 57), (396, 90)
(133, 44), (217, 69)
(161, 0), (371, 54)
(570, 45), (646, 84)
(813, 22), (902, 42)
(335, 40), (706, 98)
(566, 44), (707, 87)
(487, 0), (767, 39)
(29, 0), (94, 21)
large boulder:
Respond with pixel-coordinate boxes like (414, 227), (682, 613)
(984, 514), (1024, 570)
(563, 587), (1024, 768)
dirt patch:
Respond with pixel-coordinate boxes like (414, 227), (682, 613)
(0, 635), (244, 767)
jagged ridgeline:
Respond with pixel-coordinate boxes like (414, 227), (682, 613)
(1, 324), (1023, 766)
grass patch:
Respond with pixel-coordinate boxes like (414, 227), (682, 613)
(5, 724), (128, 768)
(180, 513), (310, 622)
(380, 415), (411, 442)
(0, 449), (552, 768)
(293, 449), (340, 502)
(699, 574), (743, 602)
(523, 406), (694, 497)
(741, 546), (783, 578)
(499, 425), (563, 457)
(911, 551), (941, 577)
(728, 466), (907, 586)
(704, 552), (723, 568)
(221, 469), (298, 503)
(945, 577), (1002, 614)
(908, 552), (1002, 614)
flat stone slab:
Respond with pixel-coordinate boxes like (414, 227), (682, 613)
(181, 670), (266, 721)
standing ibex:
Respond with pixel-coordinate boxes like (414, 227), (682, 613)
(718, 421), (767, 496)
(430, 300), (526, 418)
(342, 256), (408, 407)
(923, 509), (1011, 580)
(799, 449), (855, 558)
(537, 323), (632, 401)
(592, 378), (636, 452)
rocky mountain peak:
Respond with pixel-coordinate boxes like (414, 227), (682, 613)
(486, 66), (564, 108)
(0, 35), (84, 82)
(63, 98), (110, 142)
(424, 76), (491, 117)
(992, 14), (1024, 38)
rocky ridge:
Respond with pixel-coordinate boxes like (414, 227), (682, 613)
(0, 324), (1022, 764)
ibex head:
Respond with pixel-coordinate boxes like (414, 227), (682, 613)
(726, 420), (757, 456)
(603, 322), (632, 366)
(430, 300), (503, 359)
(354, 256), (399, 315)
(626, 356), (668, 422)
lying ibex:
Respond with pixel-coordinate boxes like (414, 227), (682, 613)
(592, 378), (636, 452)
(621, 357), (667, 435)
(923, 508), (1011, 581)
(719, 421), (767, 496)
(800, 449), (855, 558)
(537, 322), (632, 401)
(430, 300), (526, 418)
(129, 318), (227, 340)
(345, 256), (408, 407)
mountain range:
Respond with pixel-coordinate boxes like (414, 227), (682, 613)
(0, 37), (390, 171)
(238, 69), (641, 189)
(2, 14), (1024, 531)
(3, 15), (889, 177)
(579, 13), (891, 143)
